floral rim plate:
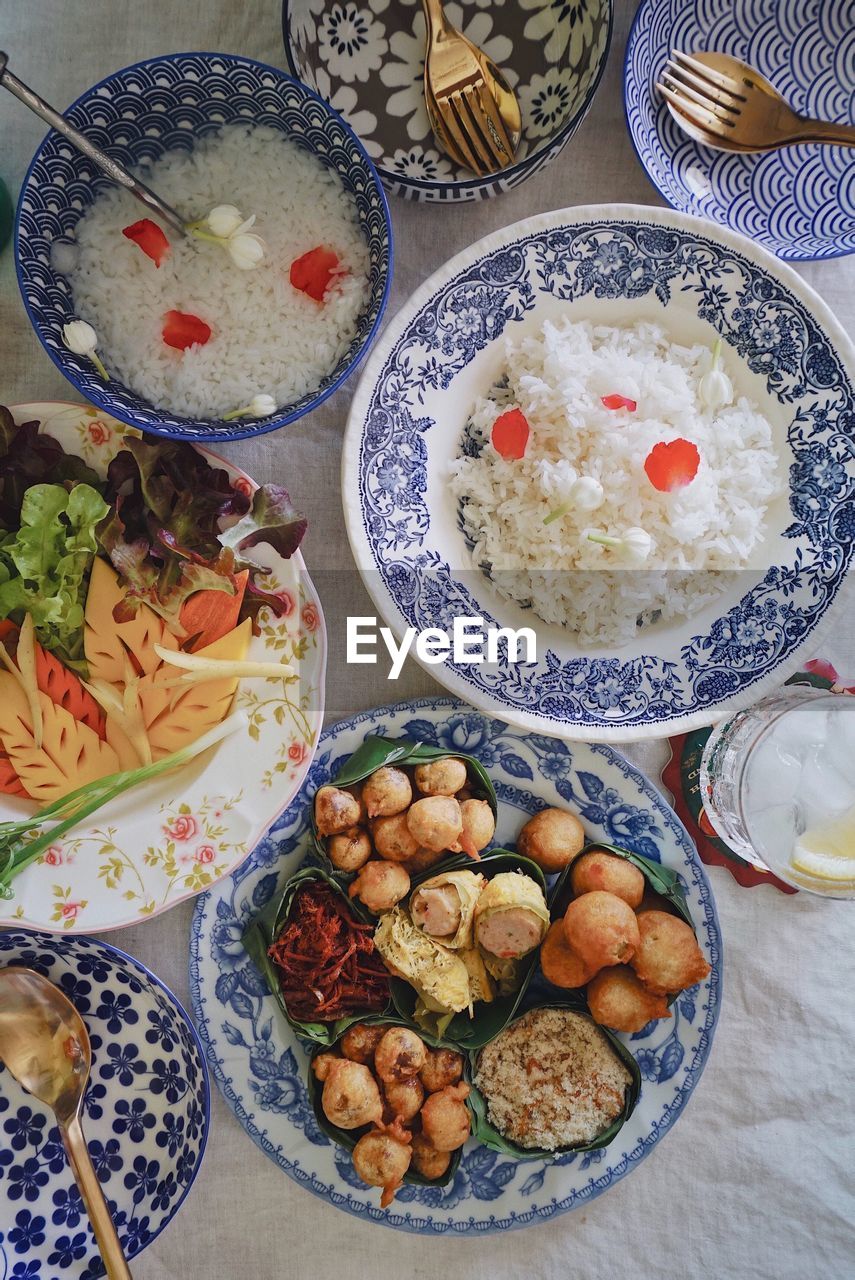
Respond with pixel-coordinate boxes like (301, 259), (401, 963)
(189, 695), (722, 1234)
(0, 928), (209, 1280)
(624, 0), (855, 261)
(0, 403), (326, 934)
(342, 203), (855, 741)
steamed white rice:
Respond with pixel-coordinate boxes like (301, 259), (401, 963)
(64, 124), (370, 417)
(449, 318), (781, 646)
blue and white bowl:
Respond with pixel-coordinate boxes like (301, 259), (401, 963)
(625, 0), (855, 261)
(15, 52), (393, 441)
(0, 931), (209, 1279)
(342, 203), (855, 741)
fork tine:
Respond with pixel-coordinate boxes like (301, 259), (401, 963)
(426, 88), (468, 169)
(665, 59), (740, 112)
(656, 82), (734, 138)
(467, 82), (514, 165)
(671, 49), (747, 100)
(662, 70), (739, 123)
(458, 84), (504, 170)
(437, 93), (489, 175)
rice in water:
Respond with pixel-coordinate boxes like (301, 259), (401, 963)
(449, 318), (781, 645)
(64, 124), (370, 417)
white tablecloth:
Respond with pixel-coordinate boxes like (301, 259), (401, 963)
(1, 0), (854, 1275)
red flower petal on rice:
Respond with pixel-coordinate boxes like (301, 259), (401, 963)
(601, 394), (637, 411)
(162, 310), (212, 351)
(289, 246), (341, 302)
(491, 408), (530, 460)
(644, 438), (700, 491)
(122, 218), (170, 267)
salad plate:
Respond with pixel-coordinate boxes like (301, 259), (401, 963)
(189, 696), (722, 1234)
(342, 203), (855, 742)
(0, 403), (326, 934)
(0, 928), (209, 1279)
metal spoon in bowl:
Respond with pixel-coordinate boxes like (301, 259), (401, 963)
(0, 966), (133, 1280)
(0, 51), (185, 235)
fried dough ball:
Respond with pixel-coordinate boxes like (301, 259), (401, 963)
(419, 1082), (471, 1152)
(311, 1052), (341, 1082)
(414, 757), (468, 797)
(384, 1075), (424, 1122)
(403, 846), (447, 874)
(328, 827), (373, 872)
(419, 1048), (464, 1093)
(587, 965), (672, 1033)
(406, 796), (463, 853)
(318, 1060), (383, 1129)
(315, 785), (363, 836)
(540, 920), (597, 989)
(372, 812), (421, 863)
(563, 890), (640, 969)
(363, 766), (413, 818)
(340, 1024), (385, 1065)
(348, 861), (410, 913)
(374, 1027), (428, 1083)
(630, 910), (711, 995)
(353, 1126), (412, 1207)
(518, 808), (585, 872)
(460, 798), (495, 853)
(570, 850), (645, 909)
(410, 1133), (451, 1180)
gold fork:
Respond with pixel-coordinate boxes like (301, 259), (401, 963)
(658, 50), (855, 152)
(420, 0), (521, 176)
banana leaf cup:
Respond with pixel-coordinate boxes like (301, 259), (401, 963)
(307, 1013), (464, 1195)
(466, 997), (642, 1161)
(242, 865), (393, 1046)
(386, 850), (549, 1051)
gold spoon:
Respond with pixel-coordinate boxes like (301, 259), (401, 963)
(0, 967), (133, 1280)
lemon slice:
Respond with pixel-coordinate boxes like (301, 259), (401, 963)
(791, 808), (855, 885)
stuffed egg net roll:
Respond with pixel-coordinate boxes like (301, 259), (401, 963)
(374, 908), (470, 1015)
(409, 869), (486, 950)
(474, 872), (549, 967)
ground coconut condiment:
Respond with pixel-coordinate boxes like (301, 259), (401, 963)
(474, 1007), (632, 1150)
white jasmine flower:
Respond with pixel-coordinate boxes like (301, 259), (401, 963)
(699, 338), (733, 411)
(61, 320), (108, 380)
(586, 526), (654, 562)
(223, 393), (278, 422)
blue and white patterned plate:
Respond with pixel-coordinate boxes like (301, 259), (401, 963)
(625, 0), (855, 261)
(342, 203), (855, 741)
(0, 931), (209, 1279)
(189, 696), (721, 1234)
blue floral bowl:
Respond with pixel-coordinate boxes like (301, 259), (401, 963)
(0, 931), (210, 1279)
(625, 0), (855, 261)
(282, 0), (613, 202)
(15, 52), (393, 441)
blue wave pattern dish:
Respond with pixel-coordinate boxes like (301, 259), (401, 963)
(15, 53), (392, 441)
(343, 206), (855, 740)
(625, 0), (855, 260)
(189, 696), (721, 1234)
(0, 932), (209, 1279)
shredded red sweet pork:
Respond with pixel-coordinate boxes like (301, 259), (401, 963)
(268, 881), (389, 1020)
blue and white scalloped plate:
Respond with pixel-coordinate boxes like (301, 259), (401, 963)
(189, 696), (721, 1234)
(0, 930), (209, 1278)
(624, 0), (855, 261)
(342, 203), (855, 742)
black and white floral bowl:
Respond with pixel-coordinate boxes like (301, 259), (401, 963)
(282, 0), (613, 202)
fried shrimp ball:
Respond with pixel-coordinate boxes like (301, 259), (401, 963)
(348, 861), (411, 913)
(317, 1059), (383, 1129)
(340, 1024), (385, 1065)
(563, 890), (640, 969)
(587, 965), (671, 1033)
(406, 796), (463, 853)
(571, 850), (645, 908)
(372, 812), (421, 862)
(540, 921), (596, 989)
(328, 827), (373, 872)
(362, 766), (413, 818)
(410, 1133), (451, 1180)
(414, 757), (468, 797)
(518, 808), (585, 872)
(419, 1082), (471, 1152)
(384, 1075), (425, 1122)
(419, 1048), (464, 1093)
(352, 1126), (412, 1207)
(374, 1027), (428, 1083)
(630, 910), (711, 995)
(460, 798), (495, 854)
(315, 785), (363, 836)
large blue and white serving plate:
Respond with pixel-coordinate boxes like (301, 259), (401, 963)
(0, 930), (209, 1279)
(625, 0), (855, 261)
(342, 204), (855, 742)
(15, 52), (392, 441)
(190, 696), (721, 1235)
